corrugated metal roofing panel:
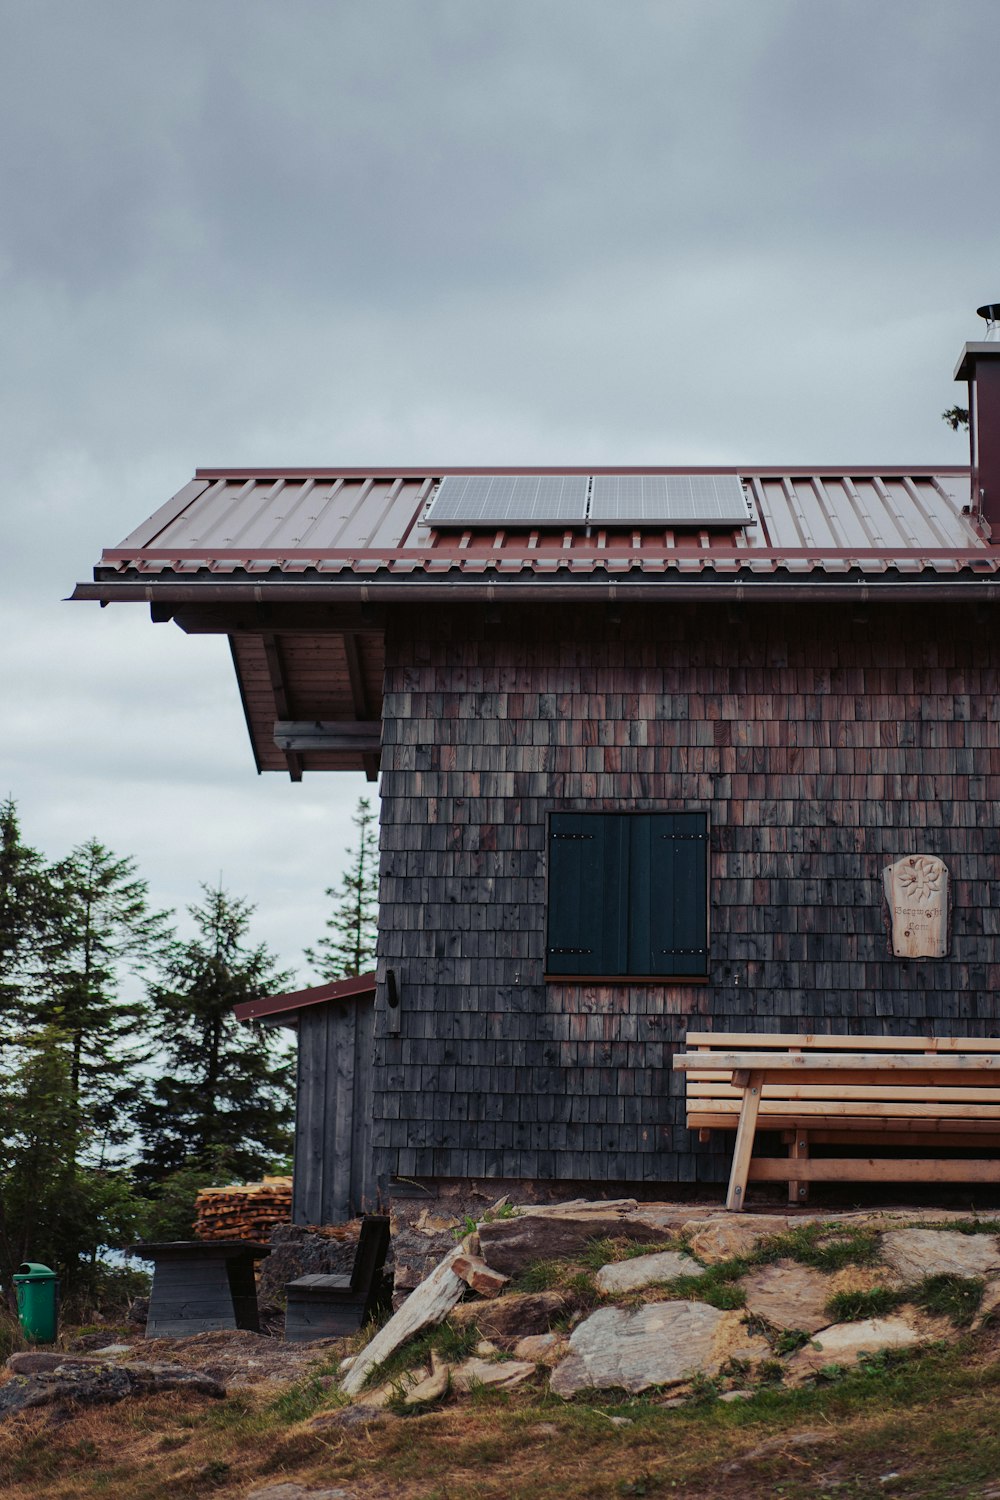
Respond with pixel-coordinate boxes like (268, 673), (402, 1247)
(92, 466), (994, 584)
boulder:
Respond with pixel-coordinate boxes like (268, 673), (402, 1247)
(785, 1316), (921, 1380)
(0, 1359), (224, 1421)
(594, 1250), (703, 1296)
(449, 1291), (568, 1339)
(880, 1229), (1000, 1285)
(742, 1259), (833, 1334)
(477, 1215), (673, 1276)
(549, 1300), (768, 1397)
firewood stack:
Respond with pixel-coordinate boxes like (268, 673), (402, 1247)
(193, 1176), (294, 1242)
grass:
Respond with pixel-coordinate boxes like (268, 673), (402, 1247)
(914, 1273), (985, 1328)
(826, 1286), (906, 1322)
(8, 1327), (1000, 1499)
(359, 1317), (481, 1389)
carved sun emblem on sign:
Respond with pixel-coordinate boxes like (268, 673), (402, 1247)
(897, 856), (943, 904)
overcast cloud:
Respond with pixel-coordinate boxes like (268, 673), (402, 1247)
(1, 0), (996, 976)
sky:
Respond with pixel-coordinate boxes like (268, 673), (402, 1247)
(1, 0), (997, 983)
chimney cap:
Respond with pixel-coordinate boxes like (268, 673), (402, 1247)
(955, 306), (1000, 381)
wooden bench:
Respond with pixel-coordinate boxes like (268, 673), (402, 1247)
(133, 1240), (271, 1337)
(284, 1215), (391, 1342)
(673, 1033), (1000, 1212)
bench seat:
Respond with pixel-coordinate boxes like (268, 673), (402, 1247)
(674, 1032), (1000, 1211)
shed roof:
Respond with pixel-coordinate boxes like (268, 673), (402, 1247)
(233, 970), (376, 1024)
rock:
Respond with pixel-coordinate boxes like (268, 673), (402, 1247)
(451, 1357), (535, 1391)
(549, 1301), (768, 1397)
(392, 1265), (423, 1292)
(477, 1214), (672, 1276)
(245, 1486), (355, 1500)
(140, 1328), (338, 1389)
(308, 1404), (389, 1432)
(452, 1254), (510, 1298)
(683, 1216), (791, 1265)
(402, 1364), (450, 1406)
(785, 1317), (921, 1380)
(975, 1279), (1000, 1328)
(485, 1195), (512, 1216)
(92, 1343), (132, 1357)
(359, 1365), (431, 1409)
(415, 1208), (464, 1235)
(513, 1333), (566, 1366)
(0, 1359), (225, 1421)
(8, 1351), (102, 1375)
(517, 1198), (638, 1218)
(449, 1291), (568, 1339)
(880, 1229), (1000, 1285)
(474, 1339), (500, 1356)
(594, 1250), (704, 1296)
(720, 1389), (753, 1402)
(341, 1245), (468, 1397)
(742, 1259), (833, 1334)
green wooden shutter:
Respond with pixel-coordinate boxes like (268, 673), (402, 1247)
(547, 813), (628, 975)
(643, 812), (709, 976)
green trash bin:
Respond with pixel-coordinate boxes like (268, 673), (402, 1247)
(13, 1262), (60, 1344)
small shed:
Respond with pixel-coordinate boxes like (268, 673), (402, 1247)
(235, 972), (377, 1223)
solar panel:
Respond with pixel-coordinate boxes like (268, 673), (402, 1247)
(589, 474), (754, 527)
(425, 475), (589, 526)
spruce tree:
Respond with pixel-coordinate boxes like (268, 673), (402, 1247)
(305, 796), (379, 980)
(0, 798), (62, 1041)
(39, 839), (170, 1161)
(138, 885), (294, 1186)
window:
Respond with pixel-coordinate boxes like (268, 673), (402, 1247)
(545, 812), (709, 979)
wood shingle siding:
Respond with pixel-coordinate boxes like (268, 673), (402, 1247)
(372, 600), (1000, 1187)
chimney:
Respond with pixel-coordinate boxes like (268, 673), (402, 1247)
(955, 303), (1000, 535)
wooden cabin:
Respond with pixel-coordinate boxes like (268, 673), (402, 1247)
(74, 328), (1000, 1196)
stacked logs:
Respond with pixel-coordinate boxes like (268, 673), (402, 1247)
(193, 1177), (294, 1242)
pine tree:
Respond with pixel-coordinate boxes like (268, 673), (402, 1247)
(39, 839), (171, 1160)
(138, 885), (294, 1186)
(305, 796), (379, 980)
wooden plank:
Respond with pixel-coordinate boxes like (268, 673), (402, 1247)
(261, 634), (303, 781)
(725, 1070), (763, 1212)
(688, 1111), (1000, 1135)
(351, 994), (377, 1214)
(788, 1129), (809, 1206)
(690, 1083), (1000, 1103)
(684, 1033), (1000, 1053)
(343, 633), (379, 782)
(292, 1007), (327, 1227)
(274, 720), (382, 752)
(690, 1070), (1000, 1092)
(675, 1052), (1000, 1073)
(749, 1158), (1000, 1184)
(330, 1003), (356, 1223)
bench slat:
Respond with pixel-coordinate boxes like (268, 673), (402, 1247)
(675, 1051), (1000, 1072)
(689, 1083), (1000, 1103)
(685, 1033), (1000, 1053)
(749, 1158), (1000, 1184)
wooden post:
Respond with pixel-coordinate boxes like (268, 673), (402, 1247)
(725, 1070), (763, 1212)
(788, 1130), (810, 1205)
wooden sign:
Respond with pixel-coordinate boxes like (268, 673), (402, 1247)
(882, 855), (949, 959)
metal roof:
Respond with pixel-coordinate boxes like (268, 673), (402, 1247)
(233, 971), (376, 1024)
(77, 465), (996, 593)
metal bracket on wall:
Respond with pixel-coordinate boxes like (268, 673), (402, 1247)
(385, 968), (401, 1037)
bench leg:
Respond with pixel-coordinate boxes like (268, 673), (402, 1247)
(788, 1131), (810, 1205)
(726, 1071), (763, 1212)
